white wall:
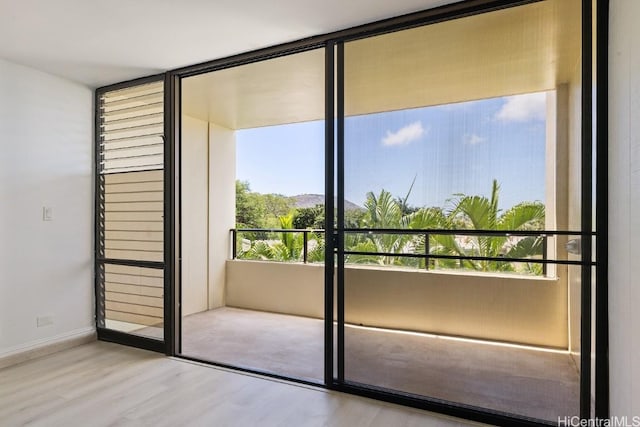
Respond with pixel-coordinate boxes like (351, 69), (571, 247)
(0, 59), (94, 354)
(609, 0), (640, 418)
(181, 115), (209, 315)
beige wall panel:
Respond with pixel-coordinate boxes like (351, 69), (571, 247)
(226, 261), (567, 348)
(208, 124), (236, 309)
(226, 261), (324, 319)
(344, 266), (567, 348)
(181, 115), (210, 316)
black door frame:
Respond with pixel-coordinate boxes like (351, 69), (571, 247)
(94, 73), (168, 354)
(94, 0), (609, 425)
(330, 2), (605, 425)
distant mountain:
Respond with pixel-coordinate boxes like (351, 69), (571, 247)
(290, 194), (363, 211)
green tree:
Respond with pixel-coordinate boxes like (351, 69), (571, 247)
(441, 179), (545, 274)
(235, 180), (265, 228)
(262, 193), (292, 227)
(240, 213), (302, 262)
(346, 189), (444, 267)
(239, 212), (325, 263)
(344, 180), (545, 275)
(236, 179), (545, 275)
(293, 204), (325, 229)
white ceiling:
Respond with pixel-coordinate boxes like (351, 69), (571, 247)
(0, 0), (455, 88)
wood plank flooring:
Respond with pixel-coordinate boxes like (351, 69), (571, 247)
(0, 341), (479, 427)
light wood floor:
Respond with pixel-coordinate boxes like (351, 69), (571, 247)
(0, 341), (480, 427)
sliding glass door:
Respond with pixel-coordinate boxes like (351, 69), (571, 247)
(178, 48), (326, 383)
(334, 0), (594, 422)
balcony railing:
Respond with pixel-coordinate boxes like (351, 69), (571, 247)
(231, 228), (324, 264)
(227, 228), (584, 276)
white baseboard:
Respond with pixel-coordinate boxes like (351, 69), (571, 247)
(0, 327), (96, 370)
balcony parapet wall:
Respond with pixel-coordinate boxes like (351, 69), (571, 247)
(225, 260), (567, 348)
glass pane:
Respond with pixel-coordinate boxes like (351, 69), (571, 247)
(341, 0), (582, 421)
(101, 263), (164, 340)
(180, 48), (325, 383)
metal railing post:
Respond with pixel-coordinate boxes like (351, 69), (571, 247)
(231, 229), (237, 259)
(303, 230), (308, 264)
(542, 235), (548, 276)
(424, 232), (430, 270)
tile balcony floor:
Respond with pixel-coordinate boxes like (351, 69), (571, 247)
(181, 307), (579, 422)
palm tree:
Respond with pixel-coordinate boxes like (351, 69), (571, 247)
(238, 212), (325, 263)
(441, 180), (545, 274)
(345, 180), (545, 275)
(345, 189), (444, 267)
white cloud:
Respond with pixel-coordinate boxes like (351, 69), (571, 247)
(495, 92), (546, 122)
(464, 133), (486, 145)
(382, 121), (426, 146)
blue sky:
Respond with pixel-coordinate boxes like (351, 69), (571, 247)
(236, 92), (547, 211)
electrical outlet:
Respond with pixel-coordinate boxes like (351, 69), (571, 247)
(36, 316), (54, 327)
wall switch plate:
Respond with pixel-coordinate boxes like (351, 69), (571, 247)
(42, 206), (53, 221)
(36, 316), (54, 327)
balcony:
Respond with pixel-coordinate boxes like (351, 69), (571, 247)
(183, 227), (578, 421)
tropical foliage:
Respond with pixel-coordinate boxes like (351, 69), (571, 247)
(443, 180), (545, 274)
(237, 213), (324, 263)
(236, 179), (546, 275)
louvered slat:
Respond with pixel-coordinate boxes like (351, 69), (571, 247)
(98, 81), (165, 333)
